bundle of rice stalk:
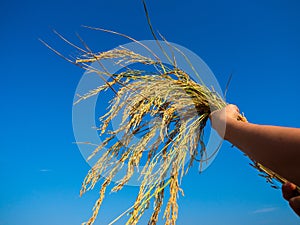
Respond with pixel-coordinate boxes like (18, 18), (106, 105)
(73, 43), (230, 225)
(41, 2), (299, 225)
(70, 39), (288, 224)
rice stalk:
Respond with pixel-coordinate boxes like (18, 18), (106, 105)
(42, 3), (300, 224)
(71, 42), (227, 224)
(64, 37), (293, 224)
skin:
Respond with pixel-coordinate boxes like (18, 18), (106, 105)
(210, 104), (300, 217)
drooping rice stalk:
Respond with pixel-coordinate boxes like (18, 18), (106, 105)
(73, 47), (227, 225)
(41, 2), (300, 224)
(69, 41), (284, 225)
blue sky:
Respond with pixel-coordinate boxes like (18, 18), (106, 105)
(1, 0), (300, 224)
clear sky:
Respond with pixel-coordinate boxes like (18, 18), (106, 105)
(1, 0), (300, 224)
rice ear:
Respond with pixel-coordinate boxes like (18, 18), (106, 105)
(43, 4), (298, 223)
(72, 43), (291, 224)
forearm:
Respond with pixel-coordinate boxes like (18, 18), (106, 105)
(225, 119), (300, 187)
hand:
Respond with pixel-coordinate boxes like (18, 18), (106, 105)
(209, 104), (241, 140)
(282, 182), (300, 216)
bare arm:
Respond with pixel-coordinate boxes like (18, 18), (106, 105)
(210, 104), (300, 217)
(210, 104), (300, 186)
(226, 119), (300, 186)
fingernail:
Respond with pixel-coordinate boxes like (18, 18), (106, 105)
(283, 182), (296, 190)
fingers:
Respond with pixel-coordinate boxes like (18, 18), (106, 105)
(226, 104), (240, 119)
(289, 196), (300, 217)
(227, 104), (239, 113)
(209, 104), (241, 140)
(209, 108), (225, 134)
(282, 182), (300, 216)
(209, 104), (239, 120)
(282, 182), (297, 201)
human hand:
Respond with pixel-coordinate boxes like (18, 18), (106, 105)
(282, 182), (300, 216)
(209, 104), (241, 140)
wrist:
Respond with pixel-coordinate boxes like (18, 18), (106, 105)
(224, 117), (240, 141)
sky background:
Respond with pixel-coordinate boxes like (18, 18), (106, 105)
(1, 0), (300, 224)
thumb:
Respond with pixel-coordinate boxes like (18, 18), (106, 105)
(289, 196), (300, 217)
